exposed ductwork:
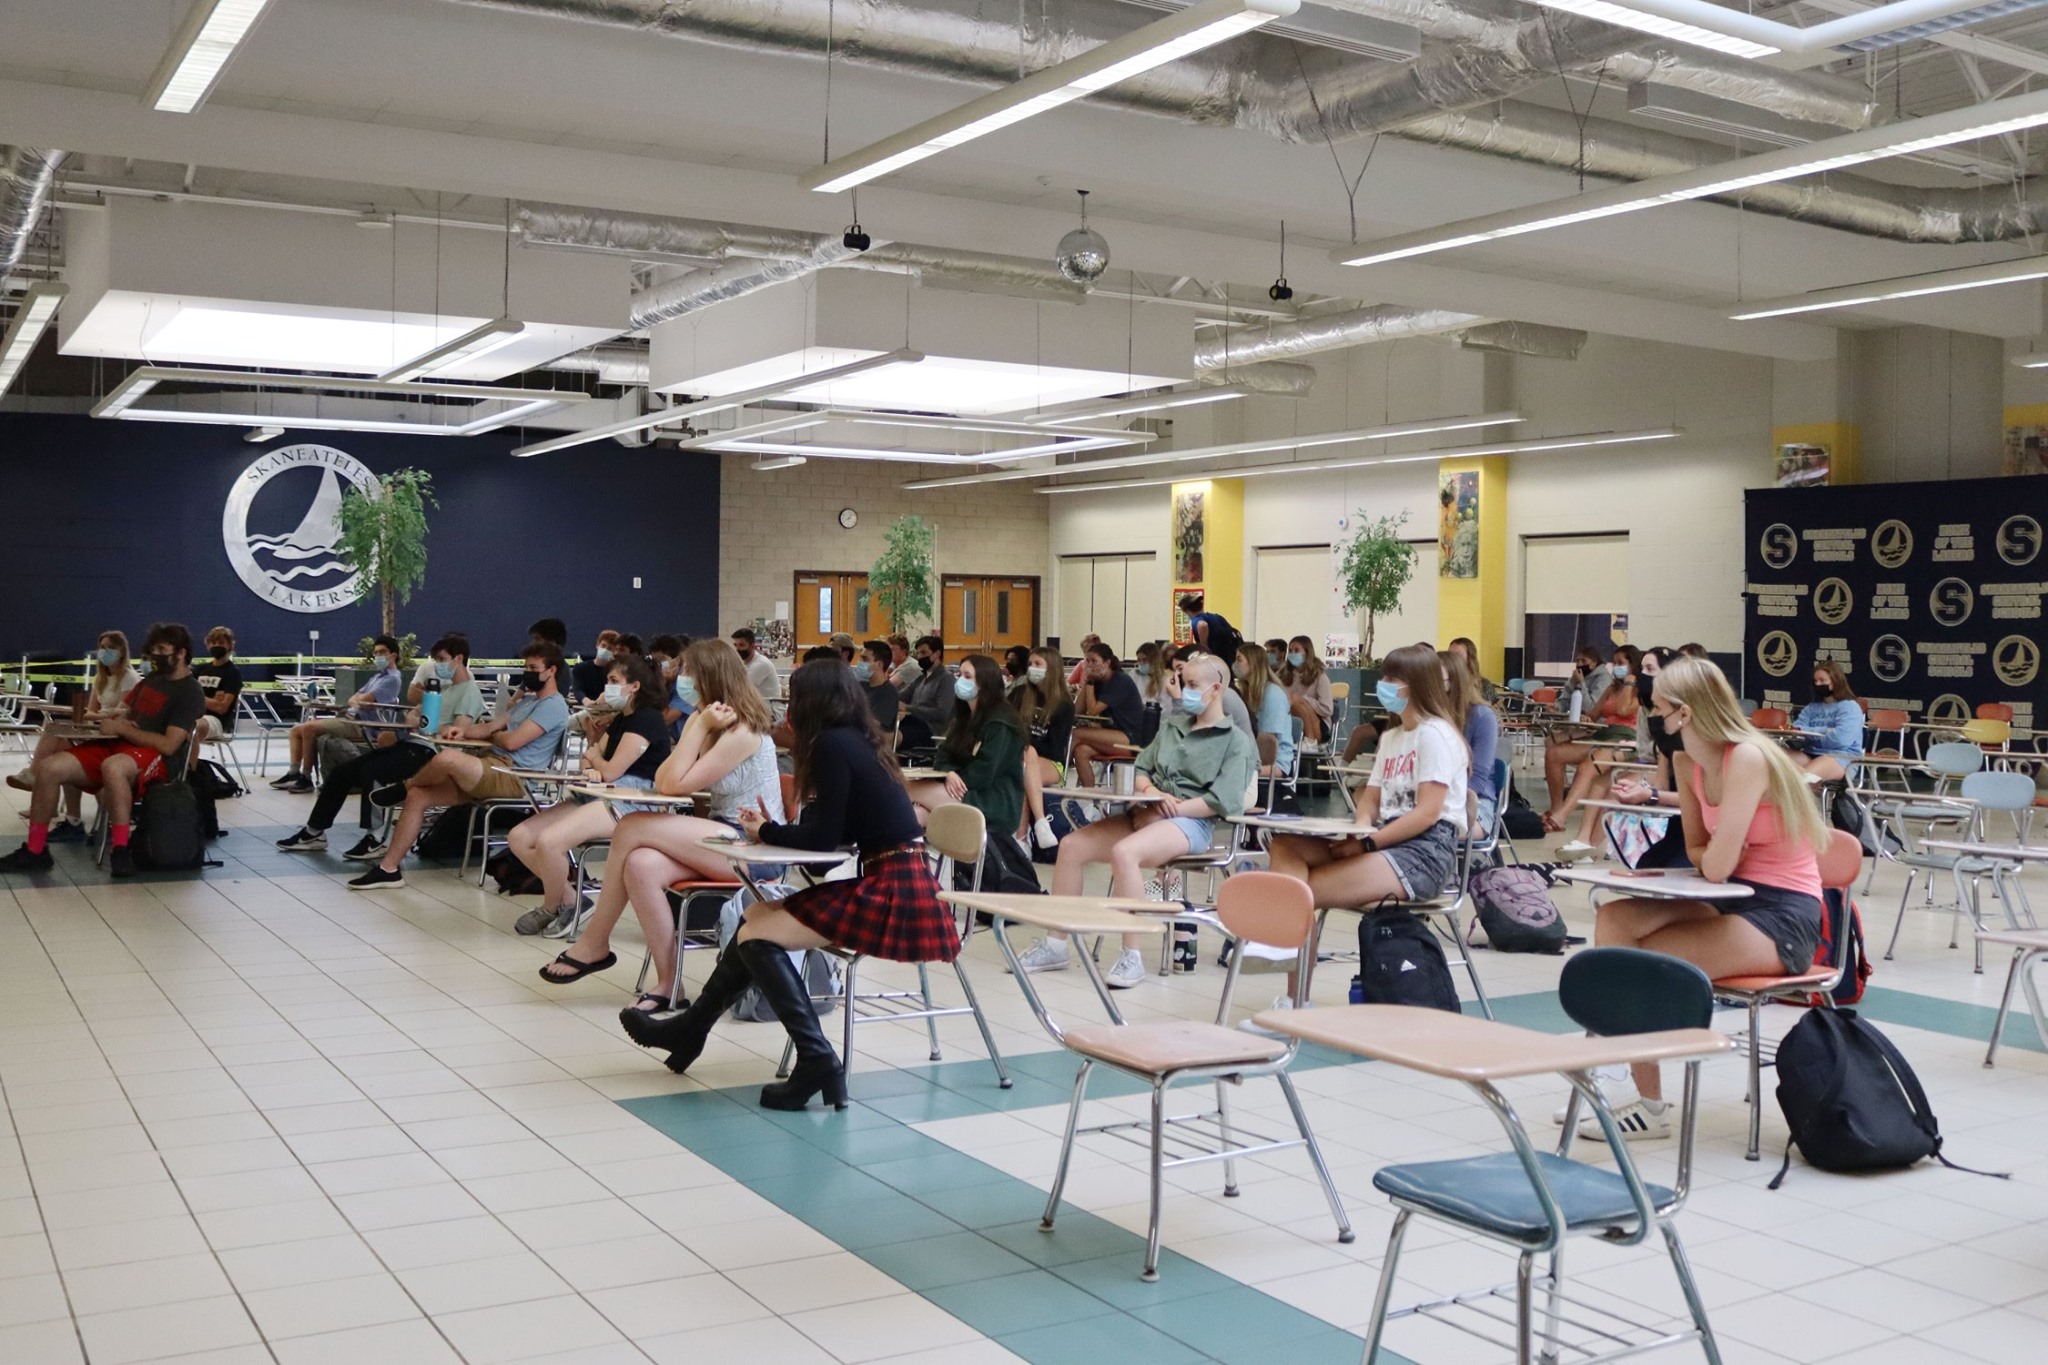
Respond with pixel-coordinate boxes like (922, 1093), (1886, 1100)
(545, 342), (650, 386)
(1456, 320), (1588, 359)
(1, 147), (65, 282)
(628, 238), (860, 329)
(1195, 303), (1487, 370)
(1199, 360), (1318, 393)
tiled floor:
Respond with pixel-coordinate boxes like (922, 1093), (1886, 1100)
(5, 756), (2048, 1363)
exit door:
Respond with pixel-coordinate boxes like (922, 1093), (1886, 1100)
(793, 571), (892, 649)
(941, 576), (1039, 656)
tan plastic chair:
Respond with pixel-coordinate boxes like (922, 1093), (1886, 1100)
(1039, 870), (1353, 1281)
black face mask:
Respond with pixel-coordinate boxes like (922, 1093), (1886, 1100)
(520, 669), (544, 692)
(1635, 673), (1655, 704)
(211, 647), (230, 660)
(1813, 683), (1833, 701)
(150, 651), (176, 673)
(918, 655), (935, 672)
(1647, 713), (1682, 757)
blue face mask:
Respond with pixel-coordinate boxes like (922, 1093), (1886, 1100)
(602, 683), (628, 707)
(678, 677), (700, 708)
(434, 661), (455, 682)
(1132, 664), (1151, 678)
(954, 675), (978, 702)
(1180, 686), (1207, 716)
(594, 648), (613, 666)
(1376, 679), (1409, 714)
(854, 661), (873, 682)
(96, 648), (120, 668)
(1286, 650), (1306, 669)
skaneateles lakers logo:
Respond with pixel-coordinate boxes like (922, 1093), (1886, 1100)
(1869, 634), (1911, 683)
(1929, 577), (1974, 627)
(222, 445), (379, 613)
(1997, 515), (2042, 567)
(1757, 631), (1798, 678)
(1872, 520), (1914, 569)
(1926, 694), (1971, 728)
(1995, 635), (2041, 688)
(1813, 578), (1853, 625)
(1759, 523), (1798, 570)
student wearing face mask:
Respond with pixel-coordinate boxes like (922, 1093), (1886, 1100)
(1267, 644), (1469, 926)
(1555, 647), (1680, 860)
(572, 630), (622, 703)
(272, 634), (407, 794)
(504, 653), (673, 939)
(1064, 633), (1101, 689)
(1264, 638), (1287, 673)
(648, 634), (690, 737)
(1278, 636), (1333, 743)
(1001, 645), (1032, 699)
(1019, 646), (1074, 848)
(905, 655), (1026, 833)
(347, 641), (572, 891)
(192, 627), (244, 743)
(898, 635), (954, 750)
(7, 631), (142, 841)
(1234, 643), (1295, 788)
(1786, 661), (1862, 784)
(1069, 641), (1145, 786)
(1541, 644), (1641, 832)
(279, 635), (487, 864)
(1015, 653), (1256, 990)
(856, 639), (900, 735)
(1130, 641), (1167, 702)
(2, 623), (206, 877)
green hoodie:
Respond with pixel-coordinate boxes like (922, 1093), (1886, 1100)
(1136, 714), (1258, 818)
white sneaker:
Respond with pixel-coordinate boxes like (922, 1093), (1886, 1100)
(1269, 995), (1295, 1011)
(1105, 949), (1147, 989)
(1553, 1081), (1639, 1124)
(1555, 840), (1596, 862)
(1011, 938), (1072, 974)
(1032, 817), (1057, 850)
(1580, 1097), (1671, 1142)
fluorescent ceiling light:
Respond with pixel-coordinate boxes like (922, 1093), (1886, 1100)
(718, 435), (1130, 465)
(378, 317), (525, 383)
(1520, 0), (2013, 59)
(751, 456), (808, 472)
(0, 283), (66, 395)
(900, 410), (1523, 490)
(1021, 384), (1253, 426)
(144, 0), (274, 113)
(799, 0), (1297, 193)
(676, 349), (1183, 417)
(671, 414), (831, 450)
(2013, 352), (2048, 369)
(89, 366), (585, 437)
(1338, 87), (2048, 267)
(1032, 428), (1681, 493)
(144, 304), (487, 375)
(1524, 0), (1777, 58)
(511, 349), (923, 458)
(1729, 255), (2048, 319)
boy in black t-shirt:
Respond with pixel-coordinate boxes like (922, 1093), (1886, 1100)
(192, 625), (244, 740)
(2, 622), (205, 877)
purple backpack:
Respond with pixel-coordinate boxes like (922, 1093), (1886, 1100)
(1468, 865), (1567, 954)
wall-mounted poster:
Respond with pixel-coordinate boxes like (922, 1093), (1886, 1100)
(1439, 469), (1479, 578)
(1172, 484), (1206, 584)
(1775, 442), (1830, 488)
(2004, 425), (2048, 476)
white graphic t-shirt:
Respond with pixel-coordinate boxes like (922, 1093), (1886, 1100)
(1369, 716), (1469, 836)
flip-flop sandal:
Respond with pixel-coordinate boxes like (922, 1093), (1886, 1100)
(625, 991), (686, 1014)
(1541, 813), (1566, 833)
(538, 950), (616, 984)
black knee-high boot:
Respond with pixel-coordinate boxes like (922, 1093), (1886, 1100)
(619, 943), (753, 1072)
(737, 939), (847, 1112)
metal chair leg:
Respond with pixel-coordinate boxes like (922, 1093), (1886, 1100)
(1142, 1080), (1167, 1282)
(1216, 1079), (1238, 1198)
(1041, 1060), (1093, 1233)
(1276, 1072), (1353, 1245)
(1745, 996), (1764, 1161)
(949, 958), (1012, 1088)
(1661, 1222), (1724, 1365)
(1359, 1209), (1412, 1365)
(460, 805), (482, 882)
(1515, 1249), (1536, 1365)
(917, 962), (942, 1062)
(1539, 1245), (1567, 1365)
(841, 954), (859, 1077)
(1987, 948), (2027, 1068)
(1883, 869), (1919, 960)
(1442, 909), (1494, 1020)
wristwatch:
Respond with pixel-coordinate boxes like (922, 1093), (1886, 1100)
(1362, 833), (1378, 852)
(1647, 791), (1661, 807)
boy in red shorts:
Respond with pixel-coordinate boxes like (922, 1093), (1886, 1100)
(1, 622), (205, 878)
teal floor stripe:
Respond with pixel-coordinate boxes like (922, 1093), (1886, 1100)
(1857, 983), (2043, 1053)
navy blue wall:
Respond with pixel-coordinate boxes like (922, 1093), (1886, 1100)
(0, 414), (722, 661)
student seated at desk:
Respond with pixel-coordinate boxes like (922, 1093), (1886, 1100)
(1014, 653), (1256, 991)
(8, 630), (142, 842)
(509, 652), (672, 941)
(1268, 643), (1469, 912)
(1591, 655), (1827, 1139)
(2, 623), (204, 878)
(541, 639), (781, 1004)
(1554, 646), (1672, 856)
(1233, 643), (1295, 787)
(1279, 636), (1334, 744)
(856, 639), (899, 737)
(1786, 660), (1863, 784)
(1541, 644), (1640, 831)
(1067, 641), (1147, 787)
(271, 635), (405, 794)
(1020, 646), (1075, 848)
(278, 634), (486, 863)
(897, 635), (954, 750)
(346, 641), (571, 891)
(906, 654), (1026, 833)
(1441, 647), (1500, 836)
(192, 626), (243, 743)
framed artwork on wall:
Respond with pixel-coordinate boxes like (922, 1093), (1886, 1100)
(1172, 484), (1207, 584)
(1775, 442), (1831, 487)
(2005, 425), (2048, 476)
(1439, 470), (1479, 579)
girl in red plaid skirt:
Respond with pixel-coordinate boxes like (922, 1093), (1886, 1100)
(622, 659), (952, 1110)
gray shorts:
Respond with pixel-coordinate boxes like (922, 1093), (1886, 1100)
(1729, 879), (1825, 975)
(1378, 820), (1462, 901)
(1163, 815), (1215, 855)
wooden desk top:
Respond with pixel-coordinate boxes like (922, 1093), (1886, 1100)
(569, 784), (703, 805)
(1923, 839), (2048, 864)
(1251, 1005), (1730, 1081)
(1554, 867), (1752, 900)
(1043, 786), (1173, 803)
(941, 892), (1169, 936)
(697, 837), (853, 867)
(1230, 813), (1371, 839)
(1575, 798), (1674, 817)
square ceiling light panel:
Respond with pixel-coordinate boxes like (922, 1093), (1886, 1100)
(648, 271), (1188, 416)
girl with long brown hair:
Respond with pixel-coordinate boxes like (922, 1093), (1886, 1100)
(1019, 645), (1075, 847)
(1788, 659), (1863, 783)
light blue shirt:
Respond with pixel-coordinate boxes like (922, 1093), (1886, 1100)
(1794, 698), (1864, 761)
(1254, 683), (1295, 772)
(351, 665), (405, 721)
(502, 693), (570, 770)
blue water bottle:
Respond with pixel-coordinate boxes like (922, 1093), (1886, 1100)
(420, 677), (442, 736)
(1349, 973), (1366, 1005)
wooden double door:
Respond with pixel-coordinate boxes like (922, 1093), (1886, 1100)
(793, 572), (891, 650)
(941, 576), (1039, 656)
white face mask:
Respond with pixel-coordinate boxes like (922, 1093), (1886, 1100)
(1026, 665), (1047, 683)
(602, 682), (629, 707)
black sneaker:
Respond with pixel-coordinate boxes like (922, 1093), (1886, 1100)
(342, 834), (387, 862)
(277, 828), (327, 852)
(268, 771), (304, 790)
(108, 846), (136, 878)
(281, 775), (315, 795)
(347, 865), (405, 891)
(45, 820), (86, 844)
(0, 845), (54, 873)
(367, 783), (408, 809)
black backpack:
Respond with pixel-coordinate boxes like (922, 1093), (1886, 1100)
(955, 830), (1043, 897)
(1357, 910), (1460, 1012)
(134, 781), (214, 870)
(1769, 1009), (2004, 1188)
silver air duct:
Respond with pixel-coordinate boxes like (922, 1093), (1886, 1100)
(1, 147), (65, 281)
(629, 238), (860, 329)
(1195, 304), (1486, 371)
(1199, 360), (1318, 393)
(1456, 320), (1588, 359)
(545, 342), (650, 386)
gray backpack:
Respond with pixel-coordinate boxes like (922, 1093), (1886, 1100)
(1467, 865), (1568, 955)
(716, 885), (838, 1020)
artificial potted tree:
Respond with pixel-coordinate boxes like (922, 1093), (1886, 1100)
(335, 468), (436, 694)
(1337, 510), (1416, 680)
(870, 514), (935, 636)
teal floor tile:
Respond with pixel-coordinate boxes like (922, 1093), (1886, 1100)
(915, 1179), (1056, 1230)
(862, 1229), (1038, 1291)
(1046, 1250), (1238, 1310)
(864, 1149), (1008, 1196)
(759, 1097), (903, 1135)
(860, 1087), (997, 1124)
(1212, 1326), (1386, 1365)
(845, 1066), (946, 1099)
(788, 1121), (949, 1165)
(694, 1135), (828, 1180)
(801, 1194), (967, 1251)
(1861, 984), (2043, 1052)
(1132, 1284), (1337, 1356)
(997, 1312), (1211, 1365)
(983, 1214), (1139, 1269)
(746, 1162), (898, 1210)
(928, 1268), (1116, 1336)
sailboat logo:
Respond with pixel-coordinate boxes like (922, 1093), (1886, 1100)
(221, 445), (381, 613)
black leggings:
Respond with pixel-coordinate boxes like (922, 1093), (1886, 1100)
(308, 744), (433, 833)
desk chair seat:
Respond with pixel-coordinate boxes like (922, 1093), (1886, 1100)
(1375, 1152), (1677, 1244)
(1063, 1020), (1285, 1074)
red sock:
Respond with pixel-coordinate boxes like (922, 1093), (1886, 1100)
(111, 824), (131, 849)
(26, 822), (48, 855)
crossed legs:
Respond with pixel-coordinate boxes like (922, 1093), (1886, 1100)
(547, 812), (743, 992)
(1046, 813), (1192, 954)
(1595, 897), (1782, 1098)
(372, 749), (485, 873)
(507, 799), (618, 919)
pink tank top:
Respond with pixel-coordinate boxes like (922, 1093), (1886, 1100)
(1688, 749), (1822, 898)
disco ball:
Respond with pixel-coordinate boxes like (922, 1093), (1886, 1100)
(1055, 224), (1110, 284)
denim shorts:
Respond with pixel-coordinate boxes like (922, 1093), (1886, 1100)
(1162, 815), (1215, 855)
(1728, 879), (1824, 975)
(1377, 820), (1462, 901)
(583, 773), (659, 816)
